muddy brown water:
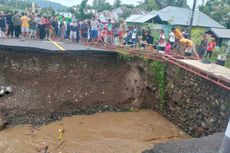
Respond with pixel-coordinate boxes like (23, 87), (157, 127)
(0, 110), (189, 153)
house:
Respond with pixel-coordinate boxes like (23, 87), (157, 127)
(126, 14), (156, 24)
(152, 6), (225, 28)
(126, 6), (225, 29)
(205, 28), (230, 54)
(96, 7), (147, 23)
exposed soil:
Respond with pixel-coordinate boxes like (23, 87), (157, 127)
(0, 49), (156, 125)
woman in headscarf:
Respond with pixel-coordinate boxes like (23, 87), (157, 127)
(38, 17), (46, 40)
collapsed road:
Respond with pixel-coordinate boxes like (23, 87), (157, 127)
(0, 43), (229, 153)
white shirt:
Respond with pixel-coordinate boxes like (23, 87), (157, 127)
(91, 20), (99, 30)
(132, 29), (137, 39)
(169, 32), (175, 42)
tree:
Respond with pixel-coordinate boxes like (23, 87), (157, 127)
(41, 7), (55, 16)
(199, 0), (230, 28)
(138, 0), (160, 11)
(79, 0), (88, 19)
(92, 0), (112, 12)
(113, 0), (121, 8)
(138, 0), (188, 11)
(158, 0), (188, 8)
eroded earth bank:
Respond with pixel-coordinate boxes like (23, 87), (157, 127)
(0, 48), (229, 153)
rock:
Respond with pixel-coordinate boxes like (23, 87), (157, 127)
(0, 86), (6, 90)
(0, 116), (8, 130)
(5, 86), (13, 94)
(0, 89), (5, 96)
(35, 141), (48, 152)
(220, 104), (225, 111)
(201, 121), (207, 128)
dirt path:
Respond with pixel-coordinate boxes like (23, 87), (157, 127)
(0, 110), (189, 153)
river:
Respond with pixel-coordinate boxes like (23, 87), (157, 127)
(0, 110), (189, 153)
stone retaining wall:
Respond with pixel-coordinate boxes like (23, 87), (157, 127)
(160, 64), (230, 137)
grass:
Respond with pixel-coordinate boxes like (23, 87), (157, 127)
(207, 50), (230, 68)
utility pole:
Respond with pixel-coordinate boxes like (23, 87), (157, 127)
(219, 118), (230, 153)
(188, 0), (197, 39)
(16, 0), (18, 10)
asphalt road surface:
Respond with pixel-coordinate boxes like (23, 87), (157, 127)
(143, 133), (224, 153)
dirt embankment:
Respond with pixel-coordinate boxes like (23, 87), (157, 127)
(0, 49), (156, 125)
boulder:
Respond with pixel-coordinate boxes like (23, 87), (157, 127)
(0, 116), (8, 130)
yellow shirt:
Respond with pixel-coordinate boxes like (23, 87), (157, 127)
(174, 29), (183, 40)
(186, 39), (193, 47)
(20, 16), (30, 28)
(180, 38), (193, 47)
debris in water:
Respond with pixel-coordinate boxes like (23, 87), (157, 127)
(57, 140), (65, 148)
(58, 124), (64, 140)
(35, 141), (48, 153)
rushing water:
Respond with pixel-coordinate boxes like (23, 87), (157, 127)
(0, 110), (189, 153)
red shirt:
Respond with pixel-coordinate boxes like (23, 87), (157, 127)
(106, 23), (113, 35)
(207, 42), (216, 51)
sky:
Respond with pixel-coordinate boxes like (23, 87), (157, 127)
(49, 0), (207, 8)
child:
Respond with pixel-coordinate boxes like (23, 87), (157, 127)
(165, 40), (172, 54)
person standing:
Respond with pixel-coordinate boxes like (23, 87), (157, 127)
(199, 35), (208, 58)
(80, 20), (88, 43)
(105, 18), (113, 45)
(205, 39), (216, 58)
(66, 18), (71, 39)
(0, 12), (6, 39)
(60, 16), (66, 41)
(118, 19), (127, 46)
(44, 17), (51, 40)
(29, 14), (37, 40)
(131, 26), (138, 47)
(6, 12), (14, 38)
(20, 12), (30, 40)
(35, 14), (41, 39)
(98, 19), (104, 42)
(90, 16), (99, 45)
(38, 17), (46, 40)
(169, 29), (175, 49)
(51, 16), (59, 38)
(87, 20), (91, 42)
(157, 30), (166, 51)
(165, 40), (172, 54)
(12, 11), (21, 38)
(69, 19), (78, 43)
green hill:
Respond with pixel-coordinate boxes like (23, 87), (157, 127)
(33, 0), (68, 11)
(0, 0), (68, 11)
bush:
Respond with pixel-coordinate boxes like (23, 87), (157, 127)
(191, 27), (206, 45)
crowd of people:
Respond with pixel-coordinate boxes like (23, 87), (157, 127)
(0, 11), (216, 58)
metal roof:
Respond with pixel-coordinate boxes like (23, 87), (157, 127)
(96, 7), (147, 23)
(126, 15), (142, 23)
(156, 6), (225, 28)
(208, 28), (230, 39)
(126, 14), (156, 23)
